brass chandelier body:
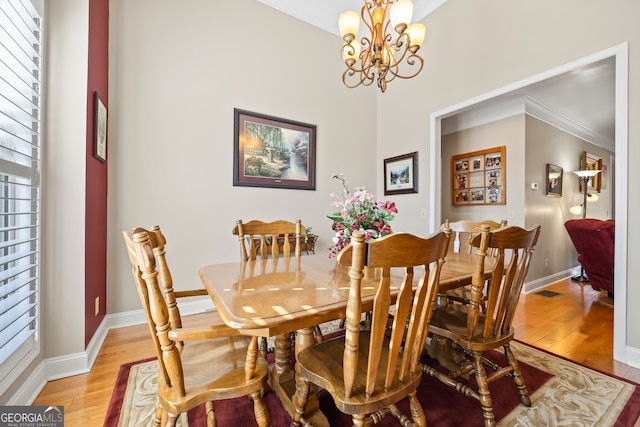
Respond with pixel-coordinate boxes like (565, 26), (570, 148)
(339, 0), (426, 92)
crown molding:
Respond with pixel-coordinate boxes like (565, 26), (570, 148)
(442, 95), (614, 152)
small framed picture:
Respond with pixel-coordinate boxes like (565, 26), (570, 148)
(486, 170), (500, 186)
(470, 188), (485, 203)
(470, 155), (484, 172)
(487, 187), (501, 203)
(384, 151), (418, 195)
(94, 92), (107, 162)
(455, 190), (469, 203)
(485, 152), (502, 169)
(455, 159), (469, 172)
(581, 151), (602, 193)
(546, 163), (563, 197)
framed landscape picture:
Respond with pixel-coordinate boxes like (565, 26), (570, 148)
(451, 146), (506, 206)
(233, 109), (316, 190)
(383, 151), (418, 195)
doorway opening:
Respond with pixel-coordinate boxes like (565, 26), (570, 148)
(428, 43), (629, 363)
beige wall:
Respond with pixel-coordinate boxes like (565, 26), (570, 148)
(376, 1), (639, 352)
(441, 115), (526, 227)
(107, 0), (377, 314)
(524, 116), (613, 283)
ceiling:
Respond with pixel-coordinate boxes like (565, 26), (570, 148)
(256, 1), (615, 152)
(255, 0), (448, 37)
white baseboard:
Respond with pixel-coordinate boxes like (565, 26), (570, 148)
(524, 268), (579, 293)
(625, 345), (640, 369)
(14, 297), (214, 405)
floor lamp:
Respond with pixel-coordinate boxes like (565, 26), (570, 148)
(570, 169), (601, 283)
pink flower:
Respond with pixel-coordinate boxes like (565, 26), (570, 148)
(380, 201), (398, 214)
(353, 189), (368, 202)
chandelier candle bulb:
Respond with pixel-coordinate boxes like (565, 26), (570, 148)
(389, 0), (413, 33)
(339, 10), (359, 42)
(406, 23), (426, 51)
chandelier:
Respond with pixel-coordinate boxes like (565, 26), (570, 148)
(338, 0), (426, 92)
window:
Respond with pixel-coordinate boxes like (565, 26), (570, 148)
(0, 0), (41, 392)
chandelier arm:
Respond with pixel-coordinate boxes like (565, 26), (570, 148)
(361, 1), (376, 36)
(386, 54), (424, 80)
(343, 68), (375, 89)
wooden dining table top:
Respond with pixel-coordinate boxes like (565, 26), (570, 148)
(198, 250), (483, 337)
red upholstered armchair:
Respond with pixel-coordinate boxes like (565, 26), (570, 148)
(564, 218), (615, 296)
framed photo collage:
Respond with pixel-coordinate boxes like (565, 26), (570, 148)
(452, 146), (506, 206)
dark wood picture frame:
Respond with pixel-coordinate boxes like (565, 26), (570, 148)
(233, 108), (316, 190)
(93, 92), (107, 162)
(383, 151), (418, 195)
(546, 163), (563, 197)
(581, 151), (602, 193)
(451, 146), (506, 206)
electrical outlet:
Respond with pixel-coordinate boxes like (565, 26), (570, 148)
(420, 209), (427, 219)
(544, 259), (549, 269)
(95, 296), (100, 316)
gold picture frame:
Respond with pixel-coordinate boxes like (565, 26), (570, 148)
(451, 146), (506, 206)
(581, 151), (602, 193)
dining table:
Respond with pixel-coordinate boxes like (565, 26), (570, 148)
(198, 250), (487, 426)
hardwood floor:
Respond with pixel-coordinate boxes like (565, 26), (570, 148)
(33, 278), (640, 426)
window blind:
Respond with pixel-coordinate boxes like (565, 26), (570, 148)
(0, 0), (41, 390)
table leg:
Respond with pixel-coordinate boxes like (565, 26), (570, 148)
(268, 328), (329, 427)
(272, 333), (293, 380)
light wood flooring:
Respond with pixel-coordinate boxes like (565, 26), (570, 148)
(33, 278), (640, 426)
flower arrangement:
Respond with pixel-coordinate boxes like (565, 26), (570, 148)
(327, 173), (398, 258)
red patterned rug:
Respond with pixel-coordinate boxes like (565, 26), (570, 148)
(105, 340), (640, 426)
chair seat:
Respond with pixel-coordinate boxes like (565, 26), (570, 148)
(429, 306), (514, 352)
(160, 335), (269, 414)
(297, 331), (423, 415)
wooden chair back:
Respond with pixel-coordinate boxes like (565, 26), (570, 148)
(123, 227), (191, 395)
(336, 228), (451, 399)
(232, 219), (305, 261)
(444, 219), (507, 254)
(467, 224), (541, 341)
(423, 224), (540, 427)
(123, 227), (271, 426)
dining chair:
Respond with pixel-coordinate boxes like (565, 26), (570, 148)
(232, 219), (320, 354)
(291, 228), (452, 427)
(232, 219), (305, 261)
(123, 226), (271, 427)
(445, 219), (507, 254)
(442, 219), (507, 307)
(424, 224), (541, 427)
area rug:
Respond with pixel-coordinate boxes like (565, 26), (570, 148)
(105, 341), (640, 426)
